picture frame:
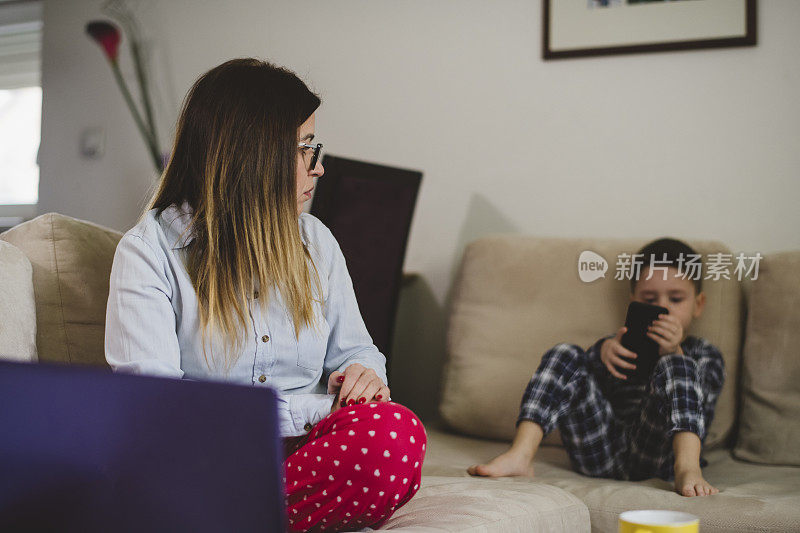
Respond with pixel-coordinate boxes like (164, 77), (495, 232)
(543, 0), (757, 60)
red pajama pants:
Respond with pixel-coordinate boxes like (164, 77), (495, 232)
(283, 401), (426, 532)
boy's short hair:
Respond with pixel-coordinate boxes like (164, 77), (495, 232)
(631, 237), (703, 295)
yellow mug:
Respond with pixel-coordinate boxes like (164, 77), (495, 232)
(619, 510), (699, 533)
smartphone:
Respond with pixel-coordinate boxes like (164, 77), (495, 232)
(619, 301), (669, 382)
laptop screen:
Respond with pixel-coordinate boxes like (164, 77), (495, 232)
(0, 360), (285, 533)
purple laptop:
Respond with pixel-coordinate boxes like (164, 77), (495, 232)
(0, 360), (285, 532)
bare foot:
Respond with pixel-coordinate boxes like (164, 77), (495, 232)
(674, 467), (719, 497)
(467, 449), (535, 478)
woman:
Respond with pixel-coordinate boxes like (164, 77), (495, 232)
(105, 58), (426, 532)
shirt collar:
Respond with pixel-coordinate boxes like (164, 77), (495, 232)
(161, 201), (194, 250)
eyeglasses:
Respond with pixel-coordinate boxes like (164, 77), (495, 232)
(298, 142), (323, 171)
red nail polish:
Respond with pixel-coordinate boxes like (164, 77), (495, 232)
(376, 394), (382, 400)
(348, 399), (355, 406)
(337, 376), (345, 383)
(358, 397), (366, 404)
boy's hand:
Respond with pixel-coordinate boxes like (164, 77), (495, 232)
(600, 327), (638, 380)
(647, 314), (684, 356)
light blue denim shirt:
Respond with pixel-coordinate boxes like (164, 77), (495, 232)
(105, 202), (388, 437)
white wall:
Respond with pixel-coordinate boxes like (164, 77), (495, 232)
(39, 0), (800, 416)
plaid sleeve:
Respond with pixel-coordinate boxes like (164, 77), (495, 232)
(692, 338), (726, 429)
(586, 334), (615, 378)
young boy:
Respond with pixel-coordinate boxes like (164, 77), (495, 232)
(467, 238), (725, 497)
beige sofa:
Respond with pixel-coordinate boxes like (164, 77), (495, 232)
(2, 213), (799, 532)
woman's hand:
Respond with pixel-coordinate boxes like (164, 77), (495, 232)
(327, 363), (390, 411)
(600, 327), (638, 380)
(647, 313), (684, 356)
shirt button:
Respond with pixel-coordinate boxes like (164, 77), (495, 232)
(254, 290), (259, 299)
(304, 423), (313, 432)
(258, 375), (266, 383)
(261, 335), (269, 343)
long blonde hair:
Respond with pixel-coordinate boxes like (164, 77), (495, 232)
(143, 58), (322, 373)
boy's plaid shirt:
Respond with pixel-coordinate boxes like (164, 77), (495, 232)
(587, 334), (726, 435)
(518, 334), (725, 480)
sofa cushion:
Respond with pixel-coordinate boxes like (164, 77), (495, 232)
(734, 251), (800, 466)
(381, 474), (590, 532)
(0, 213), (123, 366)
(0, 240), (37, 363)
(423, 426), (800, 533)
(440, 237), (743, 448)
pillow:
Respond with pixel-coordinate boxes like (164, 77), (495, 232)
(0, 213), (123, 366)
(440, 236), (744, 449)
(0, 240), (37, 363)
(734, 250), (800, 465)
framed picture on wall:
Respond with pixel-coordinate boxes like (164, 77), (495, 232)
(543, 0), (757, 60)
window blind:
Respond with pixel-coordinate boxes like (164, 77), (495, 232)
(0, 1), (42, 90)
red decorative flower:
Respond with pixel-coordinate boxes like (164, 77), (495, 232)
(86, 21), (121, 62)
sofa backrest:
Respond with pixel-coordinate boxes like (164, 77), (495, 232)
(0, 213), (122, 367)
(440, 236), (744, 449)
(734, 250), (800, 466)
